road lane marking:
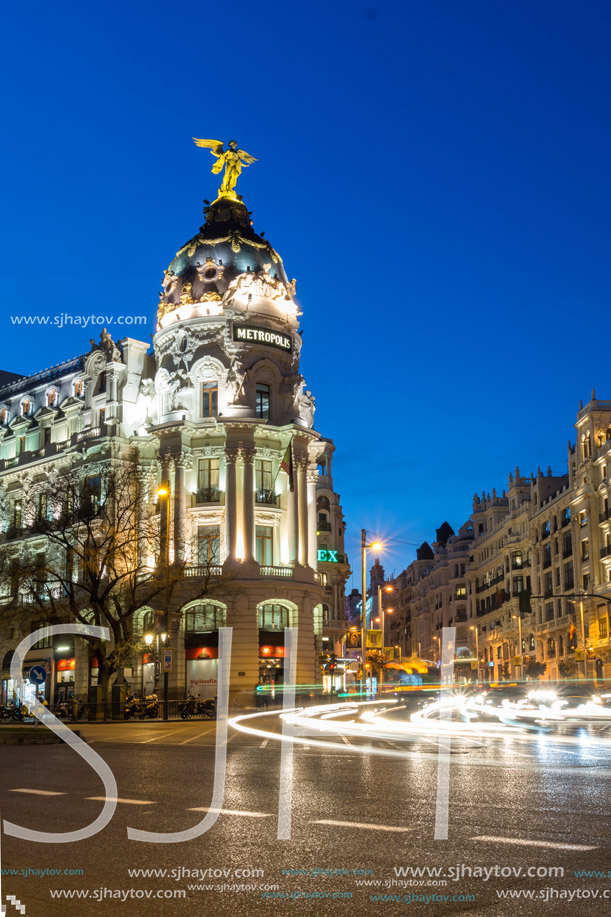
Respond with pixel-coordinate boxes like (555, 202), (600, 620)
(313, 819), (413, 833)
(86, 797), (156, 805)
(471, 836), (598, 851)
(180, 728), (215, 745)
(139, 729), (184, 744)
(188, 807), (272, 818)
(260, 738), (270, 748)
(340, 736), (351, 745)
(9, 789), (66, 796)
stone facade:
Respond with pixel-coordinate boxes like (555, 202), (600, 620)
(0, 190), (350, 707)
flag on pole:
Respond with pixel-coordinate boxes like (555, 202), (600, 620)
(277, 440), (294, 492)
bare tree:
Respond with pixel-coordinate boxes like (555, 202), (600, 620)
(0, 448), (237, 704)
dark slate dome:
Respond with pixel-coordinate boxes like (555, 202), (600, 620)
(160, 196), (289, 308)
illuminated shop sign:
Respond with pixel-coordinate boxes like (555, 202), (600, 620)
(57, 658), (76, 671)
(317, 549), (339, 563)
(233, 324), (292, 352)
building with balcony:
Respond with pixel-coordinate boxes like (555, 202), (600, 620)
(0, 175), (350, 706)
(387, 392), (611, 683)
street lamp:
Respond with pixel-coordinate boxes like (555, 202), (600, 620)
(568, 596), (588, 679)
(361, 529), (383, 697)
(470, 625), (480, 683)
(511, 615), (524, 682)
(144, 630), (168, 695)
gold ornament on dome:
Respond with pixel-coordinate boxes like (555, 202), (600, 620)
(174, 233), (280, 264)
(201, 291), (222, 302)
(192, 138), (257, 201)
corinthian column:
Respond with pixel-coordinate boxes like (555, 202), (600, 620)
(307, 466), (318, 569)
(296, 459), (308, 566)
(173, 454), (188, 563)
(241, 447), (256, 563)
(225, 446), (239, 561)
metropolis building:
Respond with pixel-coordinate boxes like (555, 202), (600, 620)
(0, 149), (350, 706)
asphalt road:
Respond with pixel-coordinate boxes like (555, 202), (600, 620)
(1, 705), (611, 917)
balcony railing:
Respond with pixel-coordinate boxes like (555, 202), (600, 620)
(317, 521), (332, 532)
(195, 487), (221, 504)
(260, 565), (294, 578)
(256, 489), (278, 506)
(184, 564), (222, 577)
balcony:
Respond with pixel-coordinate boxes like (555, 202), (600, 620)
(255, 489), (278, 506)
(600, 509), (611, 523)
(601, 545), (611, 559)
(195, 487), (222, 504)
(184, 564), (222, 577)
(317, 521), (332, 532)
(260, 565), (293, 578)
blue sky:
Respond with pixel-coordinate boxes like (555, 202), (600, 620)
(1, 0), (610, 577)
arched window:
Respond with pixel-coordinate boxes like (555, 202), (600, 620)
(22, 399), (31, 416)
(529, 633), (535, 651)
(184, 603), (226, 633)
(0, 409), (6, 424)
(47, 390), (58, 407)
(74, 380), (84, 397)
(258, 603), (291, 630)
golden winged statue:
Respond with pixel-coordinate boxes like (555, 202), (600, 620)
(193, 138), (257, 199)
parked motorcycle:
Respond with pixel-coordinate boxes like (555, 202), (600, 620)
(10, 704), (30, 723)
(0, 704), (13, 720)
(124, 693), (159, 720)
(179, 695), (216, 719)
(54, 701), (73, 720)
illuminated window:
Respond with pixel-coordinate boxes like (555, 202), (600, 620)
(0, 409), (6, 424)
(255, 383), (270, 420)
(22, 399), (31, 416)
(47, 390), (57, 407)
(197, 525), (220, 565)
(201, 382), (218, 417)
(98, 408), (105, 426)
(255, 459), (272, 491)
(74, 380), (84, 397)
(12, 499), (22, 529)
(579, 510), (587, 528)
(184, 603), (226, 632)
(258, 603), (290, 630)
(255, 525), (273, 566)
(600, 617), (608, 640)
(17, 436), (26, 455)
(84, 475), (101, 514)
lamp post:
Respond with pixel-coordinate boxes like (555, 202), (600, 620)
(157, 485), (171, 720)
(361, 530), (383, 697)
(144, 630), (167, 696)
(470, 625), (479, 683)
(377, 583), (394, 690)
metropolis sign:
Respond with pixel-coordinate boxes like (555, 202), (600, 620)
(233, 323), (292, 352)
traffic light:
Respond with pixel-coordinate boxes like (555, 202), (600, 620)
(328, 653), (337, 672)
(518, 590), (532, 618)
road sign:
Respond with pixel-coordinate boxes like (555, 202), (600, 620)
(162, 648), (174, 673)
(366, 629), (383, 648)
(28, 665), (47, 686)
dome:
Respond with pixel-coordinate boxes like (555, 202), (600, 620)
(159, 196), (290, 311)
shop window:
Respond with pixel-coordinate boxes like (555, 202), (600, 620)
(201, 382), (218, 417)
(255, 383), (270, 420)
(258, 603), (291, 630)
(197, 525), (220, 565)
